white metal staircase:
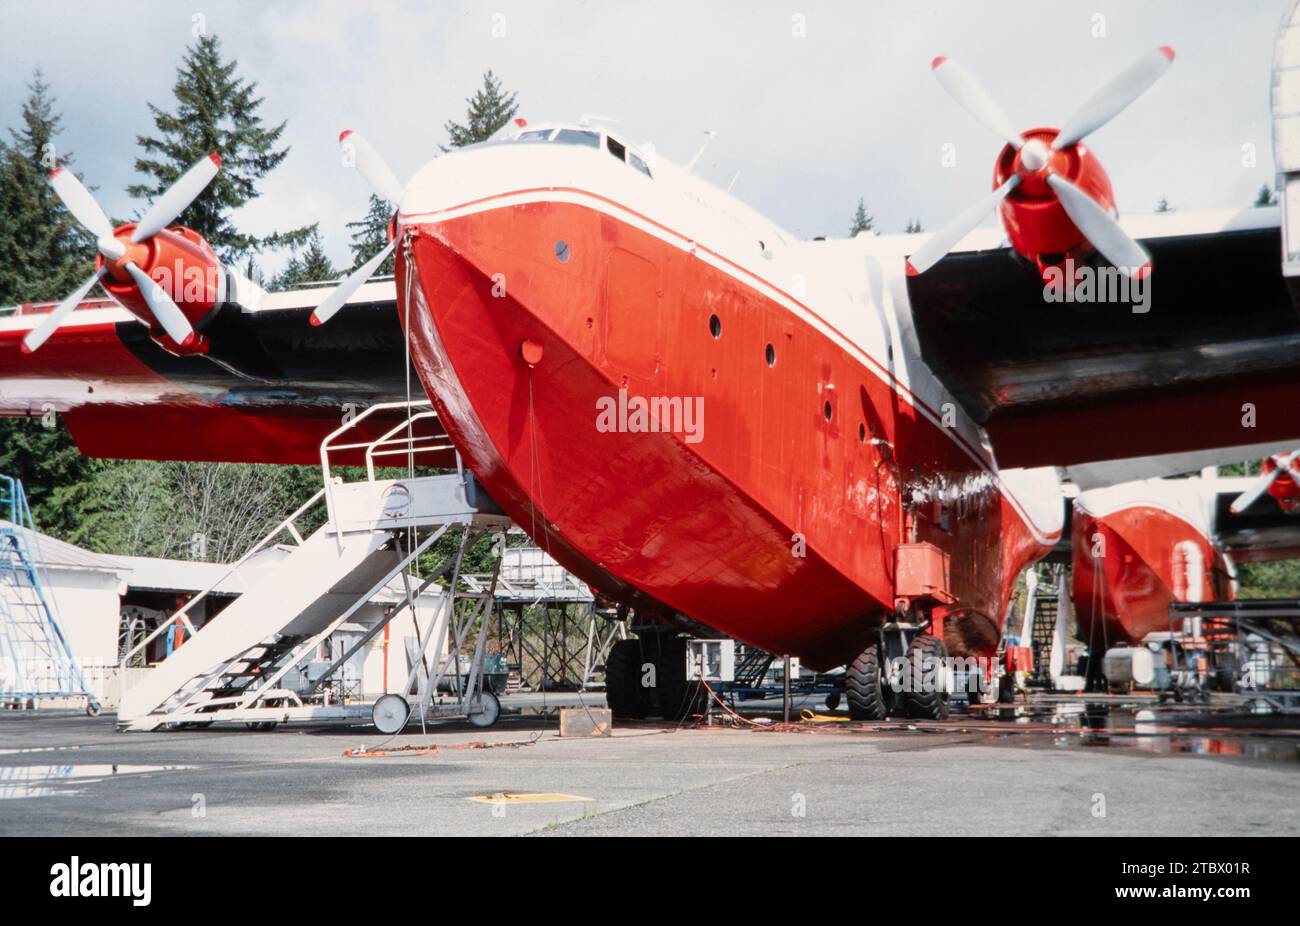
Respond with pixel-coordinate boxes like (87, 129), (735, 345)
(117, 402), (511, 732)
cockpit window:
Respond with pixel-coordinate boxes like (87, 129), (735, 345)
(504, 126), (652, 178)
(553, 129), (600, 147)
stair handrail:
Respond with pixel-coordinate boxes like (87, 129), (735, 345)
(118, 486), (326, 669)
(320, 400), (430, 528)
(362, 411), (450, 481)
(319, 400), (437, 482)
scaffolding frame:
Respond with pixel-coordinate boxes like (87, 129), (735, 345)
(0, 474), (99, 713)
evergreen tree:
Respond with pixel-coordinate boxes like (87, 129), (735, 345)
(272, 228), (336, 290)
(849, 197), (874, 236)
(444, 70), (519, 148)
(129, 34), (311, 264)
(1254, 184), (1278, 208)
(904, 218), (924, 233)
(346, 194), (395, 275)
(0, 71), (100, 536)
(345, 72), (520, 273)
(0, 416), (102, 539)
(1154, 196), (1171, 213)
(0, 69), (89, 305)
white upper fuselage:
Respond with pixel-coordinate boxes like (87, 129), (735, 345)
(396, 122), (1065, 541)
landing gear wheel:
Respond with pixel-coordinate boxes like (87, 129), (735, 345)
(467, 690), (501, 728)
(903, 634), (951, 720)
(996, 674), (1017, 703)
(845, 644), (888, 720)
(655, 637), (704, 720)
(85, 701), (101, 717)
(372, 694), (410, 734)
(605, 639), (647, 719)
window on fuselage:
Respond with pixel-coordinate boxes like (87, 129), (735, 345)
(553, 129), (600, 147)
(628, 152), (652, 178)
(607, 136), (627, 161)
(517, 129), (554, 142)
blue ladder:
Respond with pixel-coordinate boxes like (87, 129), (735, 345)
(0, 475), (100, 713)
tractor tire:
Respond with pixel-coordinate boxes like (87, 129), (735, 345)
(997, 674), (1017, 703)
(903, 634), (950, 720)
(653, 636), (706, 720)
(845, 644), (888, 720)
(605, 639), (647, 719)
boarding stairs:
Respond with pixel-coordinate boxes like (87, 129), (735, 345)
(117, 402), (511, 731)
(1028, 594), (1060, 685)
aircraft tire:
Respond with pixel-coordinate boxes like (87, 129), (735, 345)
(654, 636), (707, 720)
(846, 644), (888, 720)
(605, 639), (648, 720)
(903, 634), (950, 720)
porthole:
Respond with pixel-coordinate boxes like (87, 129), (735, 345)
(858, 423), (866, 443)
(824, 400), (833, 422)
(709, 314), (721, 339)
(555, 240), (570, 263)
(765, 343), (776, 367)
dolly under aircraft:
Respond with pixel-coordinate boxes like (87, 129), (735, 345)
(4, 41), (1300, 722)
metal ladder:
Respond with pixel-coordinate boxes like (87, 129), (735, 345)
(0, 474), (99, 713)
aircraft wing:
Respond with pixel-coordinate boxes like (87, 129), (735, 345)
(1207, 476), (1300, 563)
(889, 207), (1300, 480)
(0, 279), (452, 465)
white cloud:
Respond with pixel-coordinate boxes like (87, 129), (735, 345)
(0, 0), (1288, 275)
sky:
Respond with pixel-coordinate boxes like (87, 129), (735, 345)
(0, 0), (1290, 277)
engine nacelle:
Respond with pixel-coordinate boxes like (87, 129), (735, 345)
(96, 223), (226, 355)
(994, 127), (1117, 277)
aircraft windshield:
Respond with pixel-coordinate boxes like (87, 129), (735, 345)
(504, 126), (652, 178)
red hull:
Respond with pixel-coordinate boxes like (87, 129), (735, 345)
(399, 196), (1056, 667)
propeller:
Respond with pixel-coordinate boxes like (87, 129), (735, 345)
(1054, 47), (1175, 149)
(909, 47), (1173, 277)
(23, 154), (221, 353)
(1046, 172), (1152, 277)
(311, 131), (406, 327)
(310, 238), (397, 326)
(907, 176), (1020, 276)
(1230, 452), (1300, 514)
(931, 57), (1024, 150)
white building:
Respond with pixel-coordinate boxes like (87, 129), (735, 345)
(1, 524), (446, 710)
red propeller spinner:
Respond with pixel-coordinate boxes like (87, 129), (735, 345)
(907, 47), (1174, 280)
(23, 154), (223, 355)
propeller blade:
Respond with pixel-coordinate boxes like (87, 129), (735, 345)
(931, 57), (1024, 150)
(1046, 173), (1151, 277)
(123, 261), (196, 347)
(131, 154), (222, 242)
(906, 175), (1020, 276)
(339, 130), (405, 204)
(1053, 47), (1175, 149)
(1231, 452), (1300, 513)
(48, 167), (113, 238)
(310, 238), (397, 326)
(21, 267), (108, 354)
(1230, 471), (1281, 514)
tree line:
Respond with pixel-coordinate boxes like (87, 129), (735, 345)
(2, 39), (1295, 597)
(0, 34), (516, 562)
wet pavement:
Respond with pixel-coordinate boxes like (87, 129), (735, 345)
(0, 692), (1296, 836)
